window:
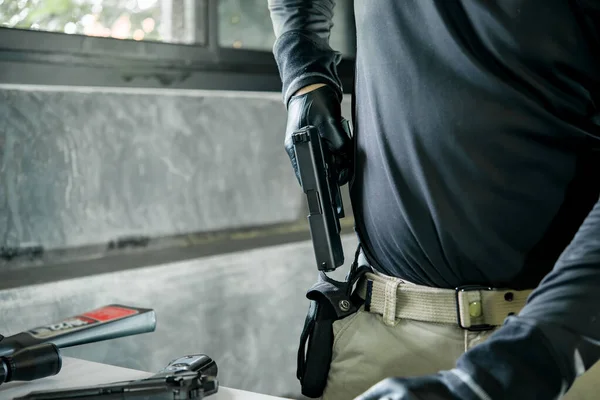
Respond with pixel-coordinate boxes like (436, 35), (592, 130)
(0, 0), (205, 45)
(0, 0), (355, 91)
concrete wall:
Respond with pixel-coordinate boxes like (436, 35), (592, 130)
(0, 86), (289, 251)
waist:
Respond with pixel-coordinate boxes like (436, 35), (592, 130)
(351, 202), (563, 290)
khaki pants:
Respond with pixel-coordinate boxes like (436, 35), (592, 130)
(322, 304), (600, 400)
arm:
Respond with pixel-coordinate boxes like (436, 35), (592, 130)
(450, 195), (600, 399)
(267, 0), (344, 105)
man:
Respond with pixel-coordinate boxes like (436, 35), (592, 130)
(268, 1), (600, 399)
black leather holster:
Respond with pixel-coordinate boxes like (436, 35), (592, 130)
(296, 254), (370, 398)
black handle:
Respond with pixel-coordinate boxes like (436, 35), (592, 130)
(0, 343), (62, 384)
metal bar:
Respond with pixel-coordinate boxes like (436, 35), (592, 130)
(0, 28), (215, 63)
(0, 58), (284, 90)
(195, 0), (209, 46)
(160, 0), (174, 43)
(207, 0), (220, 53)
(0, 218), (356, 291)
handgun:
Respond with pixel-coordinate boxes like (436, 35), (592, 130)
(0, 305), (156, 385)
(291, 121), (352, 272)
(14, 354), (219, 400)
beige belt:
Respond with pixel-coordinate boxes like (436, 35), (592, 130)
(356, 272), (533, 330)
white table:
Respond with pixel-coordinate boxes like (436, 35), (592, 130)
(0, 357), (290, 400)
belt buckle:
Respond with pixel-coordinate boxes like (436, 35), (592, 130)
(455, 285), (495, 332)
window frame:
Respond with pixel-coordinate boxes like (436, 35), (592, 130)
(0, 0), (355, 92)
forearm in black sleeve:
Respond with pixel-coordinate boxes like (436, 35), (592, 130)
(445, 195), (600, 400)
(267, 0), (344, 105)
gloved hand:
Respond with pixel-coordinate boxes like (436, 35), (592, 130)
(284, 85), (353, 186)
(355, 375), (458, 400)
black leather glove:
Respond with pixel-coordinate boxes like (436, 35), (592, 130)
(355, 376), (458, 400)
(284, 85), (353, 186)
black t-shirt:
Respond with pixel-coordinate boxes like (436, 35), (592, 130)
(349, 1), (600, 289)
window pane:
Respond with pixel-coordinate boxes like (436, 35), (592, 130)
(0, 0), (204, 45)
(218, 0), (355, 56)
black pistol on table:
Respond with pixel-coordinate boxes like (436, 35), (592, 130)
(14, 354), (218, 400)
(291, 122), (351, 272)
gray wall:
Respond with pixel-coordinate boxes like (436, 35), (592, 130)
(0, 86), (305, 251)
(0, 85), (355, 398)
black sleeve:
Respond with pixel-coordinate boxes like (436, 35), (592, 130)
(449, 196), (600, 399)
(267, 0), (344, 106)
